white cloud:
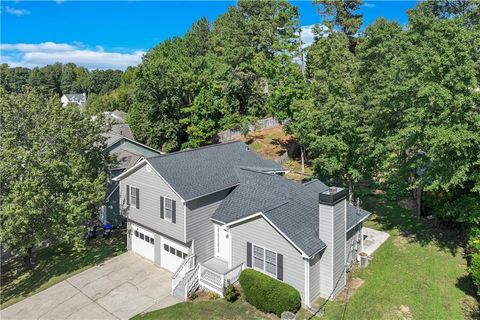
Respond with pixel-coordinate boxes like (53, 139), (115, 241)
(362, 2), (376, 8)
(1, 42), (76, 52)
(300, 24), (316, 48)
(4, 6), (30, 16)
(1, 42), (145, 70)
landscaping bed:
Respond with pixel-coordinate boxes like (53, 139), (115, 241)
(0, 229), (127, 309)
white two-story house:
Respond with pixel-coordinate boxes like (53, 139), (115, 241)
(113, 141), (370, 306)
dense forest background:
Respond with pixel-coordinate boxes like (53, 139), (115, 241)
(1, 0), (479, 287)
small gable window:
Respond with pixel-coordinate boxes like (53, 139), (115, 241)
(160, 196), (176, 223)
(127, 185), (139, 209)
(164, 197), (173, 221)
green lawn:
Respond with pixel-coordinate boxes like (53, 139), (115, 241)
(299, 196), (479, 320)
(131, 295), (270, 320)
(132, 195), (478, 320)
(0, 230), (127, 309)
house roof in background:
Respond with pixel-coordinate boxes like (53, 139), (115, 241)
(63, 93), (86, 101)
(146, 141), (283, 201)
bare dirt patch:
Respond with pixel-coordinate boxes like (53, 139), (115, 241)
(334, 277), (365, 302)
(398, 198), (416, 213)
(397, 305), (413, 320)
(236, 126), (294, 160)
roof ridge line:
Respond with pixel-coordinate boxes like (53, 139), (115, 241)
(147, 140), (245, 160)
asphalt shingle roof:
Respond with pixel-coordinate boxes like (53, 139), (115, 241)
(147, 141), (283, 201)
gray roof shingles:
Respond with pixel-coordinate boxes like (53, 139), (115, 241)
(147, 141), (283, 201)
(144, 141), (370, 257)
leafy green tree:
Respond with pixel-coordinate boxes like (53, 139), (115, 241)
(0, 89), (110, 266)
(313, 0), (363, 51)
(291, 33), (364, 198)
(0, 64), (31, 93)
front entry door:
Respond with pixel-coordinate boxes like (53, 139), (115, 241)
(215, 224), (230, 263)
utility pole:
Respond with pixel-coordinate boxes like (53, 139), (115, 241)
(298, 28), (305, 174)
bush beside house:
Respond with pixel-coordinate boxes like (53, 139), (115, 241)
(471, 252), (480, 295)
(239, 269), (301, 316)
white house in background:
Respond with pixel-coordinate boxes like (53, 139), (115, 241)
(113, 141), (371, 306)
(61, 93), (87, 107)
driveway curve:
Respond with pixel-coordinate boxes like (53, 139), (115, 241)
(1, 252), (180, 320)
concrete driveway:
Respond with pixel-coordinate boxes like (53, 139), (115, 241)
(1, 252), (180, 320)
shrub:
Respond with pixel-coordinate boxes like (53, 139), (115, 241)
(223, 281), (239, 302)
(470, 252), (480, 295)
(207, 291), (219, 300)
(239, 269), (301, 316)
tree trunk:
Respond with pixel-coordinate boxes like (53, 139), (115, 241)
(300, 145), (305, 174)
(415, 187), (422, 218)
(23, 246), (34, 269)
(346, 176), (353, 203)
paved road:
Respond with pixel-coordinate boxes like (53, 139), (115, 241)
(1, 252), (180, 320)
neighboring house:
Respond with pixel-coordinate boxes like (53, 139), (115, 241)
(99, 110), (162, 226)
(113, 141), (370, 307)
(61, 93), (87, 107)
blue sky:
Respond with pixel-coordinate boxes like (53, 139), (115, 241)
(1, 1), (418, 70)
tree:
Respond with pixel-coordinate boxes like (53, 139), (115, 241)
(0, 89), (110, 266)
(313, 0), (363, 51)
(290, 33), (365, 199)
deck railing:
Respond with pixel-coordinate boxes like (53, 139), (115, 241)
(199, 262), (244, 296)
(172, 254), (196, 292)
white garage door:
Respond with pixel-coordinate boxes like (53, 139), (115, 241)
(161, 237), (188, 272)
(131, 225), (155, 261)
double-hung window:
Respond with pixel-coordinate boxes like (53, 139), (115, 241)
(253, 244), (277, 277)
(164, 197), (173, 221)
(130, 186), (139, 208)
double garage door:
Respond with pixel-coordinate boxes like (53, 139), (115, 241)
(131, 224), (188, 273)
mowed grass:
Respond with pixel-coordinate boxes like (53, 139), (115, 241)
(131, 294), (270, 320)
(133, 196), (478, 320)
(300, 196), (479, 320)
(0, 230), (127, 309)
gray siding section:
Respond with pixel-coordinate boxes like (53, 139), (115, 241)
(186, 189), (231, 263)
(318, 200), (346, 298)
(332, 200), (346, 297)
(309, 252), (321, 303)
(230, 216), (306, 302)
(121, 163), (185, 242)
(318, 205), (333, 297)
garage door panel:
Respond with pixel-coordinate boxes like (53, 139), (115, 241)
(160, 238), (188, 272)
(132, 224), (155, 261)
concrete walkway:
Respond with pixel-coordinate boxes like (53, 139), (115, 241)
(362, 227), (389, 256)
(1, 252), (180, 320)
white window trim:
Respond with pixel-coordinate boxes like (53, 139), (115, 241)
(163, 196), (173, 222)
(130, 185), (139, 208)
(252, 243), (278, 279)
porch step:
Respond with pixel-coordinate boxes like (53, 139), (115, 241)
(172, 268), (198, 300)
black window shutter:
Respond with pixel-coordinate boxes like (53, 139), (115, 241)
(277, 253), (283, 281)
(126, 185), (130, 205)
(160, 196), (164, 219)
(246, 242), (252, 267)
(172, 200), (176, 223)
(136, 188), (140, 209)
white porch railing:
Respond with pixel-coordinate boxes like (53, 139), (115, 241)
(172, 254), (196, 292)
(198, 262), (244, 296)
(183, 264), (200, 300)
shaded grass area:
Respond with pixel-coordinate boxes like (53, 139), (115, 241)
(131, 294), (271, 320)
(300, 196), (478, 320)
(1, 230), (126, 309)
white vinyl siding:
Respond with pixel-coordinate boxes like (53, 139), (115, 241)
(122, 162), (184, 241)
(230, 216), (305, 302)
